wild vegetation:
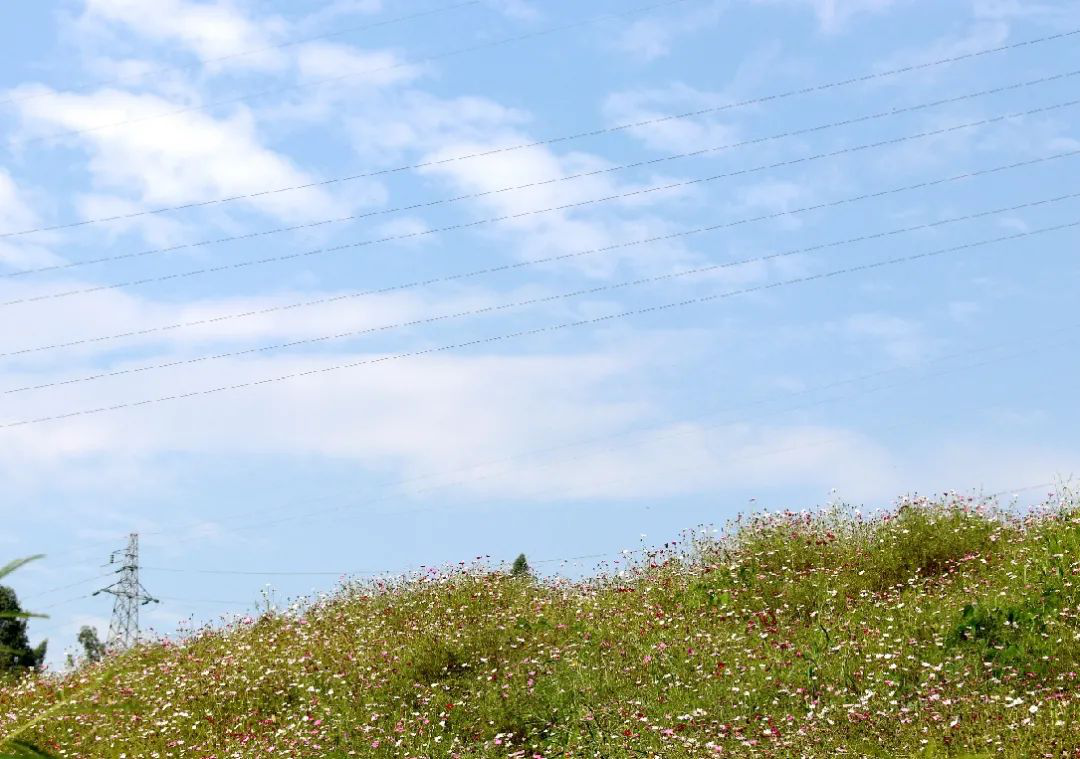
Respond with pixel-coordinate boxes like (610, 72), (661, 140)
(4, 492), (1080, 758)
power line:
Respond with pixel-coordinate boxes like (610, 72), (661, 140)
(0, 1), (483, 111)
(38, 317), (1069, 565)
(411, 335), (1080, 508)
(24, 571), (118, 602)
(146, 566), (350, 577)
(4, 99), (1077, 313)
(43, 323), (1047, 568)
(43, 478), (1080, 584)
(8, 189), (1079, 397)
(986, 481), (1072, 499)
(12, 0), (698, 151)
(156, 595), (257, 606)
(36, 317), (1080, 577)
(4, 24), (1077, 239)
(134, 478), (1080, 578)
(2, 216), (1077, 431)
(351, 330), (1080, 512)
(31, 315), (1080, 570)
(254, 329), (1080, 538)
(144, 552), (628, 578)
(506, 410), (1076, 514)
(38, 593), (94, 612)
(6, 67), (1075, 279)
(25, 478), (1074, 639)
(2, 143), (1075, 365)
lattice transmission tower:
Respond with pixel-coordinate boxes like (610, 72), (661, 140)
(94, 533), (158, 650)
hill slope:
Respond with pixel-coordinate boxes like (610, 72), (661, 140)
(4, 494), (1080, 758)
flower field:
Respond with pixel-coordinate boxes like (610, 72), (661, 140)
(5, 494), (1080, 758)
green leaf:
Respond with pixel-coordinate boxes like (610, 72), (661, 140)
(0, 612), (47, 621)
(0, 557), (44, 583)
(0, 740), (58, 758)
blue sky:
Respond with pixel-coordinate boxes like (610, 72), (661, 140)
(2, 0), (1078, 666)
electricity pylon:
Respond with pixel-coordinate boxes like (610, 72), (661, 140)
(94, 533), (158, 650)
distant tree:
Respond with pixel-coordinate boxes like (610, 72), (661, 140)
(0, 585), (46, 671)
(77, 626), (105, 664)
(511, 553), (531, 577)
(0, 557), (57, 758)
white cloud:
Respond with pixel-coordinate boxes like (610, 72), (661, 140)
(413, 131), (702, 278)
(336, 82), (706, 278)
(603, 83), (740, 154)
(345, 91), (530, 164)
(0, 319), (910, 507)
(8, 86), (367, 227)
(78, 0), (425, 88)
(972, 0), (1080, 26)
(0, 171), (64, 270)
(0, 276), (505, 367)
(488, 0), (540, 21)
(616, 18), (677, 62)
(947, 300), (981, 324)
(0, 346), (643, 487)
(753, 0), (900, 33)
(612, 2), (725, 61)
(416, 421), (902, 503)
(844, 312), (937, 365)
(373, 215), (431, 244)
(873, 20), (1010, 79)
(301, 0), (383, 26)
(292, 41), (423, 87)
(919, 440), (1079, 498)
(723, 177), (814, 233)
(80, 0), (288, 70)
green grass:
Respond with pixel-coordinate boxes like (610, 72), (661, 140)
(5, 493), (1080, 757)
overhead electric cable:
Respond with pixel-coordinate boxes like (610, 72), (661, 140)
(1, 218), (1076, 431)
(239, 328), (1080, 537)
(504, 409), (1078, 513)
(40, 340), (1079, 568)
(156, 595), (256, 606)
(137, 461), (1080, 579)
(38, 593), (93, 611)
(412, 333), (1080, 506)
(3, 24), (1077, 239)
(24, 572), (118, 601)
(8, 190), (1079, 396)
(146, 567), (352, 577)
(52, 321), (1073, 559)
(986, 481), (1073, 499)
(13, 0), (698, 151)
(5, 67), (1075, 277)
(48, 325), (1054, 568)
(3, 99), (1076, 313)
(309, 326), (1080, 524)
(2, 144), (1076, 364)
(0, 1), (483, 110)
(144, 550), (648, 578)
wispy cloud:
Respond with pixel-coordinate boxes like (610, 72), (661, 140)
(752, 0), (901, 33)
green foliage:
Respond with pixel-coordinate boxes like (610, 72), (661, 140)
(0, 558), (55, 759)
(76, 626), (105, 664)
(3, 499), (1080, 757)
(0, 740), (58, 758)
(510, 552), (531, 577)
(0, 558), (47, 672)
(0, 589), (46, 672)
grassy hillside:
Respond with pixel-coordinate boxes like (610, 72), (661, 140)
(5, 494), (1080, 758)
